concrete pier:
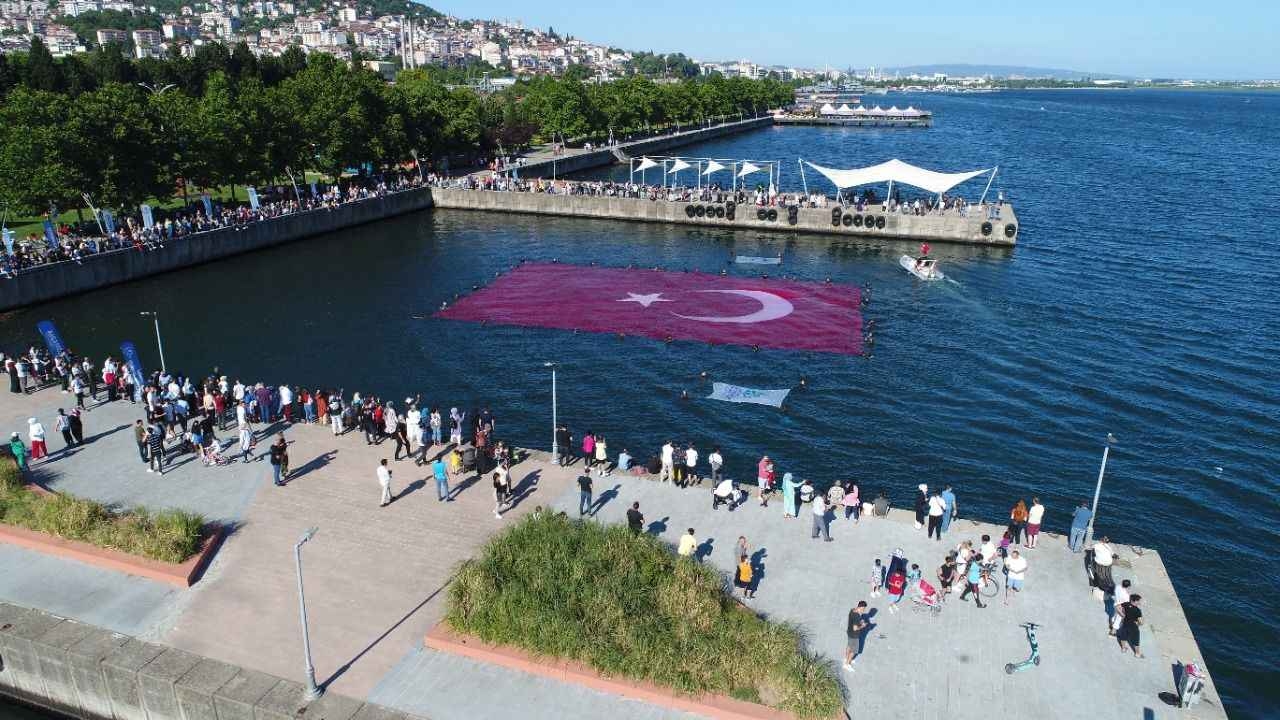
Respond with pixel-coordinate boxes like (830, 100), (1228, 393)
(431, 187), (1019, 246)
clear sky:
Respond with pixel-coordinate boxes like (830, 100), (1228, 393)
(431, 1), (1279, 80)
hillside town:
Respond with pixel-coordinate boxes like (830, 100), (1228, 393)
(0, 0), (842, 81)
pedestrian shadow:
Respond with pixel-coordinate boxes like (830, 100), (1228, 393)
(395, 479), (427, 502)
(695, 537), (715, 562)
(647, 516), (669, 536)
(589, 484), (622, 515)
(287, 450), (337, 482)
(750, 548), (767, 593)
(506, 470), (541, 510)
(81, 423), (130, 444)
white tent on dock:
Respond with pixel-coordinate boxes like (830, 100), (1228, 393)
(799, 158), (999, 204)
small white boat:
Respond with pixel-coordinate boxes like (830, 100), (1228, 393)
(900, 255), (945, 281)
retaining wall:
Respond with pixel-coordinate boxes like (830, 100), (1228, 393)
(430, 189), (1018, 246)
(0, 188), (434, 312)
(0, 601), (419, 720)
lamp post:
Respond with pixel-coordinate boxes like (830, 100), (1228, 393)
(544, 362), (558, 464)
(138, 311), (166, 373)
(1085, 433), (1117, 547)
(294, 526), (322, 701)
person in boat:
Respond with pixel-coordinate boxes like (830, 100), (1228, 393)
(915, 243), (932, 271)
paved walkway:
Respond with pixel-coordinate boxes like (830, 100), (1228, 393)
(0, 383), (1227, 719)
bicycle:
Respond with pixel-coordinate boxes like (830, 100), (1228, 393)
(979, 562), (1001, 598)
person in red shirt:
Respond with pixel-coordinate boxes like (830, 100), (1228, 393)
(757, 455), (775, 507)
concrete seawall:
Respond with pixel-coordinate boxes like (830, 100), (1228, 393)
(0, 188), (434, 313)
(0, 601), (420, 720)
(431, 188), (1019, 246)
(511, 116), (774, 179)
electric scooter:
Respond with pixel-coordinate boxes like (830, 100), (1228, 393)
(1005, 622), (1041, 674)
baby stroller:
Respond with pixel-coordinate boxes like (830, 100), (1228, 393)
(912, 578), (942, 616)
(202, 439), (232, 467)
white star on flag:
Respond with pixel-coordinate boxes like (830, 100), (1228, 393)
(617, 292), (672, 308)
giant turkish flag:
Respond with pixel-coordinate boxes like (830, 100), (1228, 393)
(437, 264), (864, 355)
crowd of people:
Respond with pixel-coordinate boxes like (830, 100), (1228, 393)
(2, 174), (426, 276)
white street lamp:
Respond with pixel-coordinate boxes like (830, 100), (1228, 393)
(294, 526), (322, 701)
(1085, 433), (1117, 546)
(138, 311), (166, 373)
(544, 362), (558, 464)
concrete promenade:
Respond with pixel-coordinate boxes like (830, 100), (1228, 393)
(0, 383), (1226, 720)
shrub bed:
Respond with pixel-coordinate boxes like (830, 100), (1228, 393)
(0, 465), (205, 564)
(447, 513), (843, 718)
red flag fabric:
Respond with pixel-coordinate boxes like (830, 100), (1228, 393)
(436, 264), (864, 355)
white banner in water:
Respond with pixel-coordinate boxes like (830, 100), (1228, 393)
(707, 382), (790, 407)
(734, 255), (782, 265)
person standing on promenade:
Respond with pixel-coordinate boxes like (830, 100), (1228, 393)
(429, 407), (442, 447)
(554, 424), (570, 466)
(1110, 579), (1132, 635)
(301, 389), (314, 424)
(842, 481), (860, 522)
(708, 446), (723, 483)
(328, 392), (344, 435)
(9, 432), (28, 474)
(578, 473), (593, 516)
(626, 502), (644, 534)
(377, 459), (393, 507)
(1116, 595), (1144, 658)
(959, 554), (987, 608)
(432, 455), (451, 501)
(406, 401), (423, 450)
(684, 444), (699, 485)
(843, 601), (869, 671)
(756, 455), (775, 506)
(1009, 499), (1029, 546)
(869, 558), (885, 598)
(278, 384), (294, 422)
(27, 417), (46, 461)
(937, 555), (958, 601)
(132, 420), (148, 465)
(238, 416), (254, 463)
(736, 535), (749, 562)
(927, 488), (947, 540)
(782, 472), (801, 518)
(68, 407), (84, 444)
(581, 431), (596, 474)
(660, 440), (675, 481)
(269, 434), (287, 486)
(678, 528), (697, 558)
(1069, 501), (1092, 552)
(1004, 550), (1027, 605)
(940, 485), (957, 535)
(1026, 497), (1045, 549)
(914, 484), (928, 529)
(493, 471), (510, 519)
(54, 409), (73, 453)
(811, 491), (832, 541)
(594, 435), (609, 476)
(147, 422), (166, 474)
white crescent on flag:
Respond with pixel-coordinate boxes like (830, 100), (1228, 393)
(635, 157), (659, 171)
(672, 289), (794, 324)
(668, 159), (692, 174)
(702, 160), (726, 176)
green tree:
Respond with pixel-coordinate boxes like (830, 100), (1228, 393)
(0, 89), (82, 215)
(67, 83), (168, 208)
(24, 37), (62, 92)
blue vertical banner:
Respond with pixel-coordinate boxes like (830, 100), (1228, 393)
(201, 193), (213, 218)
(247, 187), (260, 210)
(309, 181), (318, 198)
(43, 219), (59, 247)
(2, 228), (13, 255)
(36, 320), (67, 357)
(101, 209), (115, 235)
(140, 204), (155, 229)
(120, 341), (146, 388)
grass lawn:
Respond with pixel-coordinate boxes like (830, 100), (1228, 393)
(447, 513), (843, 718)
(0, 463), (206, 564)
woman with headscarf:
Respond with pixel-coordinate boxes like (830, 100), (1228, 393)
(9, 432), (28, 473)
(782, 472), (802, 518)
(449, 408), (465, 445)
(27, 417), (47, 460)
(914, 484), (929, 529)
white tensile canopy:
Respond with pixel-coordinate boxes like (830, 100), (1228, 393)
(869, 106), (887, 116)
(667, 159), (692, 174)
(819, 103), (836, 114)
(737, 161), (764, 178)
(702, 160), (726, 176)
(635, 157), (659, 171)
(853, 105), (869, 114)
(902, 106), (921, 117)
(836, 104), (853, 115)
(802, 158), (994, 194)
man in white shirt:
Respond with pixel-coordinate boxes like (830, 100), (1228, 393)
(979, 535), (998, 565)
(233, 380), (246, 404)
(927, 490), (947, 541)
(811, 493), (831, 542)
(278, 384), (294, 422)
(708, 447), (724, 482)
(1026, 497), (1045, 549)
(377, 459), (393, 507)
(684, 445), (699, 485)
(712, 478), (739, 510)
(1004, 550), (1027, 605)
(406, 403), (423, 449)
(660, 441), (674, 482)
